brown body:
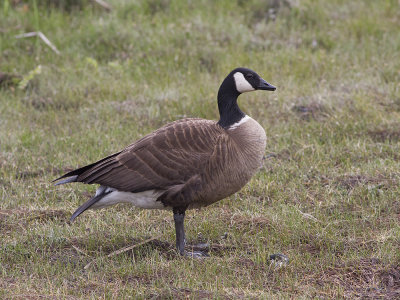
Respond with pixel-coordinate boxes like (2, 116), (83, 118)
(69, 116), (266, 210)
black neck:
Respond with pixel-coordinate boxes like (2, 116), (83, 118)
(217, 79), (245, 128)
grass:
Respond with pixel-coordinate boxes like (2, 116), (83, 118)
(1, 0), (400, 298)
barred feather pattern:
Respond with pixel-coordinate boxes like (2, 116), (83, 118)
(56, 117), (266, 209)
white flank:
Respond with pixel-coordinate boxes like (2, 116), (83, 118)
(228, 115), (251, 130)
(233, 72), (255, 93)
(91, 189), (167, 210)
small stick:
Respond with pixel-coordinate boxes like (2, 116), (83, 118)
(15, 31), (60, 55)
(37, 32), (60, 55)
(17, 223), (26, 232)
(72, 245), (90, 257)
(92, 0), (112, 11)
(107, 236), (161, 258)
(84, 236), (161, 270)
(295, 208), (319, 222)
(15, 32), (37, 38)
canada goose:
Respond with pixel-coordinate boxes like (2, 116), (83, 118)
(54, 67), (276, 257)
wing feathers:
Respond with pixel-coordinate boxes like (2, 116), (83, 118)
(53, 152), (121, 182)
(54, 119), (226, 195)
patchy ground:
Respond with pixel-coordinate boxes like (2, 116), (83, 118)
(1, 0), (400, 298)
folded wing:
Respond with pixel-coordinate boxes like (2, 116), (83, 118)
(54, 118), (225, 193)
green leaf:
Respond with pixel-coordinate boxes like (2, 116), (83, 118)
(18, 65), (42, 90)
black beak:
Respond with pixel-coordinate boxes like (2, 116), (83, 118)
(257, 78), (276, 91)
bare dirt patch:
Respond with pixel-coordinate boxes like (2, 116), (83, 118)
(367, 126), (400, 143)
(307, 258), (400, 299)
(48, 248), (88, 269)
(297, 234), (326, 256)
(148, 287), (217, 300)
(0, 71), (21, 88)
(334, 174), (396, 190)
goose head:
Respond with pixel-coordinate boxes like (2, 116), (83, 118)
(232, 67), (276, 93)
(217, 67), (276, 128)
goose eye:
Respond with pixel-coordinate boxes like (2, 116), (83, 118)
(245, 73), (253, 79)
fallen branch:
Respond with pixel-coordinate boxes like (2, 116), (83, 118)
(84, 235), (161, 270)
(91, 0), (112, 11)
(15, 31), (60, 55)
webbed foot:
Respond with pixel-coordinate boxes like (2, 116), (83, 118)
(184, 250), (209, 258)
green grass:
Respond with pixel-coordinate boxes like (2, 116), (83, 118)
(1, 0), (400, 298)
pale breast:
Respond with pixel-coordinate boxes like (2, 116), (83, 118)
(228, 116), (267, 160)
(190, 116), (266, 208)
(226, 116), (266, 184)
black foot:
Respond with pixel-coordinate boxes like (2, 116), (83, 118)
(186, 242), (210, 258)
(187, 242), (210, 252)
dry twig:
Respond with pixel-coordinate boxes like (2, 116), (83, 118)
(72, 245), (90, 257)
(91, 0), (112, 11)
(15, 31), (60, 55)
(84, 235), (161, 270)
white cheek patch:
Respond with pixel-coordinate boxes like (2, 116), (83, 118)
(233, 72), (255, 93)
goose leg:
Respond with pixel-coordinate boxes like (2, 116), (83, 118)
(173, 210), (186, 256)
(173, 208), (209, 258)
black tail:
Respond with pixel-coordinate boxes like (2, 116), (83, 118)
(54, 175), (78, 186)
(70, 186), (112, 222)
(53, 152), (121, 185)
